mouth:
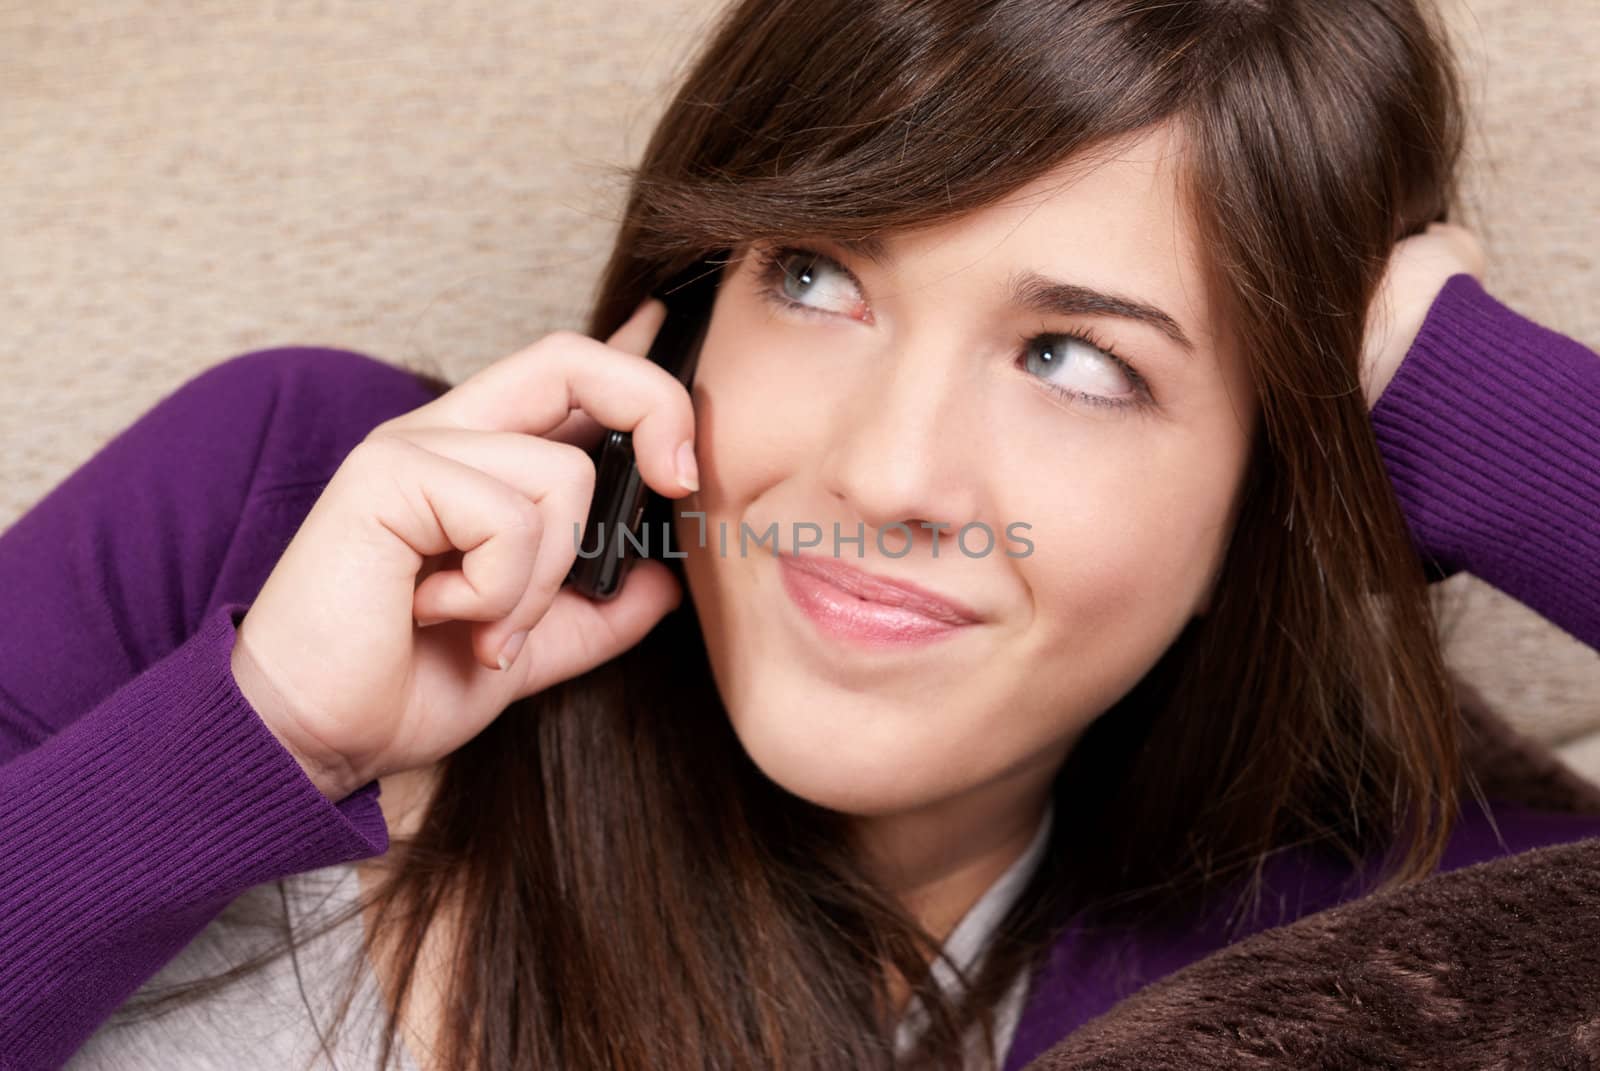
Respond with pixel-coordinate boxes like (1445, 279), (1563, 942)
(776, 552), (983, 649)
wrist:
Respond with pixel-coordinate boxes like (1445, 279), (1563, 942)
(230, 641), (364, 802)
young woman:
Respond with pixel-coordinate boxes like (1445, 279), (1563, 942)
(2, 0), (1597, 1069)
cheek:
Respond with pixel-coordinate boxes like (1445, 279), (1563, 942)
(1030, 480), (1227, 608)
(683, 322), (834, 517)
(1007, 438), (1242, 705)
(672, 325), (824, 658)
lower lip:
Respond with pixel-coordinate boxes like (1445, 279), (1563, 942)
(777, 557), (975, 649)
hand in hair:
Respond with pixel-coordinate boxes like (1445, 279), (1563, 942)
(228, 298), (698, 801)
(1360, 221), (1487, 410)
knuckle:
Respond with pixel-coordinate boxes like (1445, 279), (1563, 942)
(350, 431), (409, 467)
(657, 376), (691, 414)
(367, 414), (402, 437)
(550, 441), (598, 491)
(510, 495), (545, 534)
(362, 421), (412, 447)
(535, 328), (585, 358)
(662, 375), (698, 422)
(484, 585), (524, 620)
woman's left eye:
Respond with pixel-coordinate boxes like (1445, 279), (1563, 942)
(1018, 332), (1150, 412)
(749, 243), (1153, 413)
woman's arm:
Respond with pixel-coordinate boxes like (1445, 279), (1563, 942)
(1369, 273), (1600, 650)
(0, 348), (439, 1069)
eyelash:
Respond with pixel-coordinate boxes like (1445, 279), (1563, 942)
(747, 243), (1155, 413)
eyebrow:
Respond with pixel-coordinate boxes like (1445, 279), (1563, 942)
(832, 234), (1196, 356)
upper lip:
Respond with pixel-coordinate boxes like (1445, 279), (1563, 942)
(781, 552), (984, 625)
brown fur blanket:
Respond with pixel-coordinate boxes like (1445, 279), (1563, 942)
(1024, 677), (1600, 1070)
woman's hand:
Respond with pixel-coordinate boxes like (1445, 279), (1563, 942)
(1360, 221), (1487, 409)
(229, 298), (700, 801)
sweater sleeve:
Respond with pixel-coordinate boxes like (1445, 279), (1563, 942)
(1370, 273), (1600, 651)
(0, 349), (441, 1070)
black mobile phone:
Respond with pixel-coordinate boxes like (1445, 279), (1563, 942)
(564, 258), (721, 600)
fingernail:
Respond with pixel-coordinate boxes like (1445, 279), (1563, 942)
(497, 629), (529, 672)
(415, 615), (449, 628)
(675, 439), (699, 492)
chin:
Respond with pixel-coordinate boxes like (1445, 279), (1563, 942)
(719, 678), (975, 818)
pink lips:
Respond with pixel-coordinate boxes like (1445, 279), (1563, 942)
(777, 552), (982, 649)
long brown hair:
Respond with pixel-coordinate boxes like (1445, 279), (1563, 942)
(113, 1), (1472, 1067)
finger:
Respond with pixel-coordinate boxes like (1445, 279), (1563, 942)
(605, 296), (670, 354)
(539, 298), (667, 453)
(377, 314), (697, 503)
(348, 435), (554, 670)
(502, 559), (685, 694)
(388, 426), (597, 657)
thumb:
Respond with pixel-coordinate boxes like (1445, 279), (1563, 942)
(606, 296), (670, 356)
(508, 560), (685, 696)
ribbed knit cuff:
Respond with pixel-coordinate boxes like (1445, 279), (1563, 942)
(0, 599), (387, 1067)
(216, 600), (390, 834)
(1370, 273), (1600, 649)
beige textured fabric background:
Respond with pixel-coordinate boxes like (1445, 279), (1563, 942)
(3, 3), (1597, 772)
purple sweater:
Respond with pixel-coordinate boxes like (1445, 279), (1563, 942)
(1, 274), (1596, 1071)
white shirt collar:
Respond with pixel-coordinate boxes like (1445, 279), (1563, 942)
(893, 796), (1057, 1065)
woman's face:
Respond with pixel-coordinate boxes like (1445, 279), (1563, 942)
(674, 123), (1256, 842)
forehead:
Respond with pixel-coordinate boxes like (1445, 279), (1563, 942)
(996, 124), (1195, 271)
(838, 122), (1224, 362)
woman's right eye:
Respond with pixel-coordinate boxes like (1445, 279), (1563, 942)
(749, 245), (866, 319)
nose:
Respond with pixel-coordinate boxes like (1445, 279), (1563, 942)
(816, 339), (986, 544)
